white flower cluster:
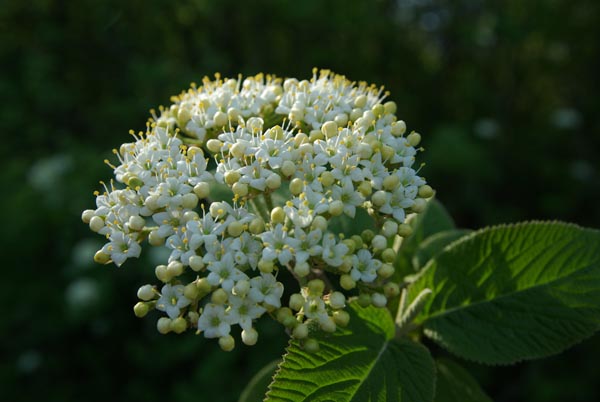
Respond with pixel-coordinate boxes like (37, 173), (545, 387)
(82, 69), (433, 351)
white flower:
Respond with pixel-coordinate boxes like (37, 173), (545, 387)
(227, 295), (267, 330)
(101, 231), (141, 267)
(248, 274), (284, 308)
(156, 284), (191, 319)
(198, 304), (232, 338)
(350, 249), (380, 283)
(330, 178), (365, 218)
(261, 224), (299, 266)
(207, 253), (249, 292)
(321, 234), (348, 267)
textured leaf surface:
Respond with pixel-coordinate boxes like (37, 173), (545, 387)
(412, 229), (472, 270)
(409, 222), (600, 364)
(238, 360), (280, 402)
(434, 359), (492, 402)
(266, 303), (435, 402)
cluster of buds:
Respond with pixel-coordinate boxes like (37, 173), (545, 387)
(82, 69), (433, 351)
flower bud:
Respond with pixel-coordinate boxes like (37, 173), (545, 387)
(81, 209), (95, 224)
(213, 111), (228, 127)
(184, 283), (199, 300)
(196, 277), (212, 294)
(258, 259), (274, 274)
(361, 229), (375, 244)
(270, 207), (285, 224)
(242, 328), (258, 346)
(351, 235), (364, 249)
(378, 263), (394, 279)
(227, 220), (244, 237)
(206, 139), (223, 153)
(371, 190), (387, 207)
(155, 264), (171, 282)
(311, 215), (327, 231)
(349, 108), (362, 122)
(227, 107), (241, 121)
(340, 274), (356, 290)
(307, 279), (325, 296)
(383, 282), (400, 298)
(382, 221), (398, 238)
(381, 248), (396, 263)
(333, 310), (350, 327)
(224, 170), (241, 185)
(292, 323), (309, 339)
(384, 101), (397, 115)
(418, 185), (434, 198)
(371, 104), (383, 117)
(391, 120), (407, 136)
(211, 288), (228, 304)
(289, 178), (304, 195)
(193, 182), (210, 199)
(357, 293), (371, 307)
(177, 108), (191, 124)
(334, 113), (348, 127)
(148, 230), (165, 246)
(134, 302), (149, 318)
(294, 261), (310, 277)
(328, 292), (346, 310)
(319, 171), (334, 187)
(89, 216), (104, 232)
(320, 317), (336, 333)
(407, 132), (421, 147)
(171, 317), (188, 334)
(276, 307), (293, 323)
(94, 250), (110, 264)
(189, 255), (205, 271)
(397, 223), (413, 237)
(137, 284), (155, 301)
(308, 130), (324, 142)
(411, 198), (427, 213)
(304, 338), (320, 353)
(181, 193), (199, 209)
(329, 200), (344, 216)
(167, 261), (184, 277)
(354, 95), (367, 108)
(266, 173), (282, 190)
(280, 160), (296, 177)
(157, 317), (172, 334)
(371, 235), (387, 251)
(321, 121), (337, 138)
(233, 279), (250, 297)
(249, 218), (265, 234)
(383, 174), (399, 191)
(371, 293), (387, 307)
(289, 293), (304, 311)
(219, 335), (235, 351)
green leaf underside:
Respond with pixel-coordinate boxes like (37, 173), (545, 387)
(409, 221), (600, 365)
(413, 229), (472, 270)
(239, 360), (280, 402)
(434, 359), (493, 402)
(266, 303), (435, 402)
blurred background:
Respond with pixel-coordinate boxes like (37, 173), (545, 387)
(1, 0), (599, 401)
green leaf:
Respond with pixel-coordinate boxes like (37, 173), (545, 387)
(412, 229), (472, 270)
(409, 221), (600, 365)
(239, 360), (280, 402)
(266, 303), (435, 402)
(393, 199), (455, 279)
(390, 199), (455, 318)
(434, 359), (493, 402)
